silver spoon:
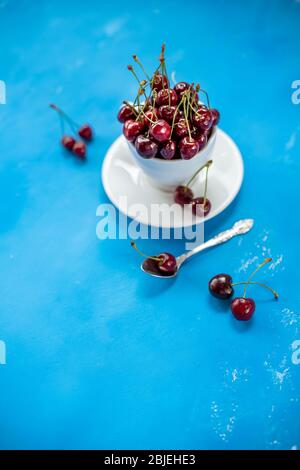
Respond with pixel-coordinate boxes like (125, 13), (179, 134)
(141, 219), (254, 278)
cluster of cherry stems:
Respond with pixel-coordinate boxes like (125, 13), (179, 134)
(118, 44), (220, 162)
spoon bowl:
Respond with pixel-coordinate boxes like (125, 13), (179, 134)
(141, 219), (254, 278)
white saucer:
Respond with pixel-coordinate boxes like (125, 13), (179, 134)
(101, 129), (244, 229)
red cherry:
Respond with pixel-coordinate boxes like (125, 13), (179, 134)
(118, 105), (135, 123)
(231, 297), (256, 321)
(149, 119), (171, 143)
(197, 133), (208, 151)
(123, 119), (143, 142)
(157, 253), (177, 273)
(78, 124), (93, 141)
(193, 108), (213, 132)
(191, 197), (211, 217)
(135, 135), (158, 159)
(151, 73), (169, 91)
(209, 274), (234, 300)
(158, 105), (177, 123)
(174, 119), (189, 139)
(156, 89), (178, 107)
(160, 140), (176, 160)
(210, 108), (220, 126)
(173, 81), (190, 99)
(179, 137), (199, 160)
(72, 141), (86, 158)
(174, 185), (194, 205)
(144, 108), (158, 125)
(61, 135), (75, 151)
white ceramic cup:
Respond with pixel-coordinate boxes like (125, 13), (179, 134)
(127, 127), (217, 192)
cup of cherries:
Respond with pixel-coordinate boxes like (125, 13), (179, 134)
(118, 45), (220, 191)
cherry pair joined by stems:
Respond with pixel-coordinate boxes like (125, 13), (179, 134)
(209, 258), (279, 321)
(50, 104), (93, 159)
(174, 160), (213, 217)
(130, 241), (177, 275)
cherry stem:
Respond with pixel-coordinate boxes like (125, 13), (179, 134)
(199, 88), (210, 109)
(243, 257), (272, 298)
(130, 241), (161, 263)
(183, 96), (192, 140)
(187, 160), (213, 188)
(49, 103), (79, 133)
(203, 161), (211, 207)
(232, 281), (279, 300)
(123, 101), (138, 116)
(170, 92), (186, 137)
(133, 55), (151, 81)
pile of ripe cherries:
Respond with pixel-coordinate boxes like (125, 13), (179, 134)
(118, 45), (220, 161)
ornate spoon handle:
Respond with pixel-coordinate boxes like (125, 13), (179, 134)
(177, 219), (254, 265)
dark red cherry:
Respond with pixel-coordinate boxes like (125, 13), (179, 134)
(78, 124), (93, 141)
(191, 129), (208, 151)
(157, 253), (177, 273)
(174, 185), (194, 205)
(158, 105), (177, 123)
(150, 119), (171, 143)
(193, 108), (213, 132)
(197, 133), (208, 151)
(156, 88), (178, 107)
(118, 105), (135, 123)
(151, 73), (169, 92)
(123, 119), (143, 142)
(72, 141), (86, 158)
(61, 135), (75, 151)
(179, 137), (199, 160)
(191, 197), (211, 217)
(174, 119), (189, 139)
(231, 297), (256, 321)
(210, 108), (220, 126)
(135, 135), (158, 159)
(208, 274), (233, 300)
(160, 140), (176, 160)
(144, 108), (158, 124)
(173, 81), (190, 98)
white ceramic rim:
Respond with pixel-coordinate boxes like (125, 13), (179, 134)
(101, 128), (244, 228)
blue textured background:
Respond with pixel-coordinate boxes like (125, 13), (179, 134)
(0, 0), (299, 450)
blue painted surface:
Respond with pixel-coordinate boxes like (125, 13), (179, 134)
(0, 0), (300, 450)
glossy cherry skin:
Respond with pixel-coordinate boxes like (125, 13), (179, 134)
(210, 108), (220, 126)
(78, 124), (93, 141)
(208, 274), (233, 300)
(193, 107), (213, 132)
(174, 185), (194, 205)
(151, 73), (169, 92)
(179, 137), (199, 160)
(135, 135), (158, 159)
(160, 140), (176, 160)
(173, 81), (190, 98)
(231, 297), (256, 321)
(156, 88), (178, 107)
(118, 105), (135, 123)
(158, 253), (177, 273)
(123, 119), (143, 142)
(158, 105), (177, 123)
(72, 141), (86, 158)
(174, 119), (189, 139)
(191, 197), (211, 217)
(191, 128), (208, 151)
(144, 108), (158, 124)
(150, 119), (171, 143)
(61, 135), (75, 151)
